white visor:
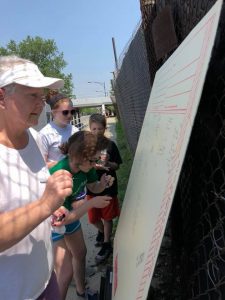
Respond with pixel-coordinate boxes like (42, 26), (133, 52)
(0, 61), (64, 89)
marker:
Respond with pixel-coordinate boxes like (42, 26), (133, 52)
(56, 214), (66, 222)
(106, 181), (110, 188)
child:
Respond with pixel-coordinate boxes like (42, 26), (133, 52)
(87, 113), (122, 263)
(50, 130), (114, 299)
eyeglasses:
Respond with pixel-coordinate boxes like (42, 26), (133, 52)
(55, 109), (76, 116)
(88, 158), (100, 164)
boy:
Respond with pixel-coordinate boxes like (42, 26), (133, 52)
(87, 113), (122, 263)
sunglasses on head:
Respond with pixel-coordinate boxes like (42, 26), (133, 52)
(56, 109), (76, 116)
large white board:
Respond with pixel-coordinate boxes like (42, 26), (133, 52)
(112, 1), (222, 299)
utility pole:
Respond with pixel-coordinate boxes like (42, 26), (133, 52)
(88, 81), (107, 97)
(112, 37), (119, 73)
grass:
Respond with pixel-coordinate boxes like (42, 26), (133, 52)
(106, 119), (133, 266)
(113, 120), (133, 232)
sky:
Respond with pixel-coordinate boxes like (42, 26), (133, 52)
(0, 1), (141, 98)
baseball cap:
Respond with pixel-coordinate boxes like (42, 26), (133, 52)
(0, 60), (64, 89)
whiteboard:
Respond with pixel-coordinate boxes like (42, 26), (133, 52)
(112, 1), (222, 299)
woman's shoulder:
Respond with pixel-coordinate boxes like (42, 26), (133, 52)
(39, 122), (53, 133)
(40, 122), (59, 137)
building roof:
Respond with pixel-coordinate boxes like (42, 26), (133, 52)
(71, 96), (112, 108)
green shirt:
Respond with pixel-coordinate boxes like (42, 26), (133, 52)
(49, 156), (98, 210)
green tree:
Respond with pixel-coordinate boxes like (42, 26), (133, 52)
(0, 36), (74, 96)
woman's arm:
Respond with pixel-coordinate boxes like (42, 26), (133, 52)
(0, 170), (72, 252)
(0, 199), (52, 252)
(53, 196), (112, 226)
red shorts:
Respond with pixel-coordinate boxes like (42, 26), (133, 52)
(87, 195), (120, 223)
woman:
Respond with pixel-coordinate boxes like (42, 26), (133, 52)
(40, 91), (79, 168)
(40, 93), (88, 298)
(0, 55), (73, 299)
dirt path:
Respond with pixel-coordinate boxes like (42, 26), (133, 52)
(105, 117), (117, 142)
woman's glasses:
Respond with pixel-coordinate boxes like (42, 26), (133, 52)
(55, 109), (76, 116)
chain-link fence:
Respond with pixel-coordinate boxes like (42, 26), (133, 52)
(113, 25), (151, 154)
(113, 0), (225, 298)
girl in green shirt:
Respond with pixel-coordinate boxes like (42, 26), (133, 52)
(50, 131), (114, 299)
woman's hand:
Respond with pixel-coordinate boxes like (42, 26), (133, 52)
(40, 170), (73, 213)
(51, 206), (69, 226)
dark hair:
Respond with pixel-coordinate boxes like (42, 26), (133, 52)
(59, 130), (109, 161)
(89, 113), (107, 128)
(46, 90), (70, 109)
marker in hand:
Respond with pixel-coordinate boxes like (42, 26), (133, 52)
(51, 213), (66, 234)
(56, 214), (66, 222)
(105, 178), (110, 188)
(104, 175), (114, 188)
(51, 213), (66, 226)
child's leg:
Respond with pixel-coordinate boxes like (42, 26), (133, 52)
(102, 196), (120, 243)
(87, 196), (105, 245)
(91, 219), (105, 247)
(65, 227), (87, 296)
(95, 196), (120, 262)
(95, 221), (113, 262)
(92, 219), (104, 233)
(53, 238), (73, 300)
(103, 219), (113, 242)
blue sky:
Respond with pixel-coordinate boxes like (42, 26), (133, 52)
(0, 1), (141, 98)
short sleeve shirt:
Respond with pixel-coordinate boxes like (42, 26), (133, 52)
(50, 156), (98, 210)
(40, 121), (79, 162)
(87, 140), (122, 196)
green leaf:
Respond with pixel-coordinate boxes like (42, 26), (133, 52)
(0, 36), (74, 96)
